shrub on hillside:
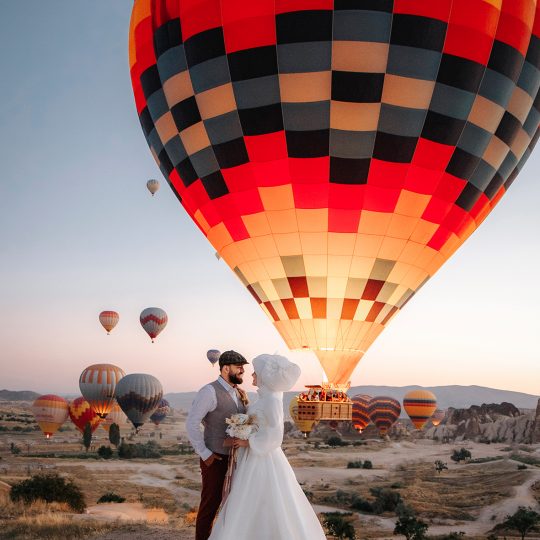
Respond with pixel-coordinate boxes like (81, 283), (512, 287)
(97, 492), (125, 504)
(118, 441), (162, 459)
(10, 473), (86, 512)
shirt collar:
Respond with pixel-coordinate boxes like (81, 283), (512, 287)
(218, 376), (236, 394)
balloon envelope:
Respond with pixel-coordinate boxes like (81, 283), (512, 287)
(99, 311), (119, 334)
(32, 395), (69, 439)
(368, 396), (401, 436)
(115, 373), (163, 429)
(403, 389), (437, 430)
(351, 394), (371, 433)
(431, 409), (446, 427)
(68, 397), (102, 434)
(140, 307), (168, 342)
(130, 2), (540, 384)
(207, 349), (221, 365)
(150, 398), (171, 426)
(147, 179), (160, 195)
(79, 363), (125, 418)
(101, 402), (128, 433)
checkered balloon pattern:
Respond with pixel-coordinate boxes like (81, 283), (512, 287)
(130, 0), (540, 384)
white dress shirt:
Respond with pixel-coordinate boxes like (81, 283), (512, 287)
(186, 376), (239, 461)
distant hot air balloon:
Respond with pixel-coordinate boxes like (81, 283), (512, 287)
(147, 179), (160, 196)
(140, 307), (168, 343)
(101, 402), (128, 433)
(150, 398), (171, 426)
(115, 373), (163, 430)
(207, 349), (221, 366)
(289, 396), (317, 437)
(351, 394), (372, 433)
(431, 409), (446, 427)
(130, 1), (540, 386)
(79, 363), (125, 418)
(32, 395), (69, 439)
(403, 389), (438, 430)
(368, 396), (401, 436)
(99, 311), (119, 335)
(68, 397), (102, 434)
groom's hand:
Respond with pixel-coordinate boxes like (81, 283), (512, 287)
(203, 453), (222, 467)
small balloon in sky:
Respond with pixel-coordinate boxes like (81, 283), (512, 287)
(146, 179), (160, 196)
(99, 310), (119, 335)
(207, 349), (221, 366)
(140, 307), (168, 343)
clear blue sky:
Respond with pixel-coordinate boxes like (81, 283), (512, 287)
(1, 2), (539, 395)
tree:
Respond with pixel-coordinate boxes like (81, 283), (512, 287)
(109, 423), (120, 448)
(394, 506), (428, 540)
(434, 460), (448, 474)
(97, 445), (113, 459)
(321, 512), (356, 539)
(500, 507), (540, 539)
(82, 422), (92, 453)
(450, 448), (471, 463)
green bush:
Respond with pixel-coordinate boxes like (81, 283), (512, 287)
(97, 492), (125, 504)
(10, 473), (86, 512)
(370, 487), (403, 514)
(451, 448), (472, 463)
(347, 461), (363, 469)
(350, 496), (374, 513)
(327, 436), (348, 447)
(518, 464), (528, 470)
(118, 441), (162, 459)
(362, 460), (373, 469)
(97, 445), (113, 459)
(321, 512), (356, 539)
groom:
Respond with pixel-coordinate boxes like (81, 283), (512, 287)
(186, 350), (249, 540)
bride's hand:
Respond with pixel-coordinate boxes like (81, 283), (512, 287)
(232, 438), (249, 448)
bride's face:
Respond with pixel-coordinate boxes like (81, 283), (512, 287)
(252, 371), (258, 387)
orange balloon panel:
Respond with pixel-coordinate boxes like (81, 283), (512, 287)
(32, 394), (69, 439)
(130, 1), (540, 383)
(403, 389), (437, 430)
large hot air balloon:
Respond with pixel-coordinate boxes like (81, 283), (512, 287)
(115, 373), (163, 430)
(150, 398), (171, 426)
(147, 178), (160, 195)
(368, 396), (401, 436)
(68, 397), (102, 434)
(140, 307), (168, 342)
(79, 363), (125, 418)
(101, 402), (128, 433)
(431, 409), (446, 427)
(289, 396), (317, 437)
(32, 395), (69, 439)
(99, 311), (119, 335)
(403, 389), (437, 430)
(351, 394), (371, 433)
(207, 349), (221, 366)
(130, 2), (540, 385)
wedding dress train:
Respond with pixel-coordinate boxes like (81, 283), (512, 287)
(208, 386), (327, 540)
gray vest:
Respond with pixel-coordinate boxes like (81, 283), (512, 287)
(203, 380), (247, 455)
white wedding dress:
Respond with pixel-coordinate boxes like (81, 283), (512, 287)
(209, 386), (326, 540)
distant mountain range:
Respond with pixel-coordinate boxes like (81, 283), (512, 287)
(164, 385), (540, 414)
(0, 389), (40, 402)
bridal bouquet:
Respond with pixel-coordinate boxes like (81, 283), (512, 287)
(222, 413), (258, 504)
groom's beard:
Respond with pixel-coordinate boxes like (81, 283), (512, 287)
(229, 373), (243, 385)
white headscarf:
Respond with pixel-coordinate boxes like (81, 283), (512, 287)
(252, 354), (301, 393)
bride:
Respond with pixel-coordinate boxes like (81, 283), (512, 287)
(209, 354), (327, 540)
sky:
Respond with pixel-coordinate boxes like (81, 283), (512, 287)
(0, 2), (539, 396)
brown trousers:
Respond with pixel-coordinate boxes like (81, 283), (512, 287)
(196, 454), (229, 540)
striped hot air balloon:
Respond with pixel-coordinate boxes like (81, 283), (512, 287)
(68, 397), (102, 434)
(150, 398), (171, 426)
(99, 311), (119, 334)
(129, 1), (540, 386)
(368, 396), (401, 436)
(101, 402), (128, 433)
(115, 373), (163, 430)
(431, 408), (446, 427)
(79, 363), (125, 418)
(351, 394), (371, 433)
(207, 349), (221, 366)
(147, 178), (160, 195)
(403, 389), (438, 430)
(140, 307), (168, 342)
(32, 395), (69, 439)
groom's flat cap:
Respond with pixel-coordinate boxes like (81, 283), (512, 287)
(219, 350), (249, 367)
